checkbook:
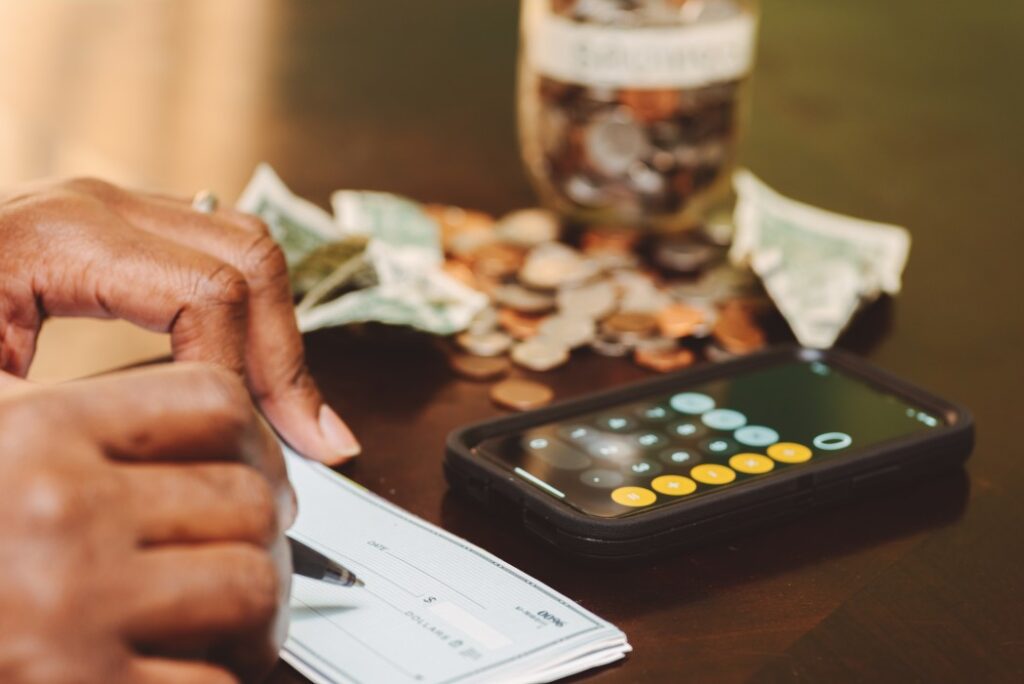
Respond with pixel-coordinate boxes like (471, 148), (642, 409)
(282, 448), (631, 684)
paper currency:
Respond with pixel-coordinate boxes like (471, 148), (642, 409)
(730, 170), (911, 349)
(236, 164), (341, 267)
(237, 165), (486, 336)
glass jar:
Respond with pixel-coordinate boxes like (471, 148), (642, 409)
(518, 0), (760, 232)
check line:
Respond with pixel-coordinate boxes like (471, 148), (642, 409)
(385, 550), (486, 610)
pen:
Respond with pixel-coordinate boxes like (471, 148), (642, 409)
(288, 537), (364, 588)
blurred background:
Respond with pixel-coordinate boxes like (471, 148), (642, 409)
(1, 0), (1020, 381)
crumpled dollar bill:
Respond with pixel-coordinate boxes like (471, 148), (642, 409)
(237, 164), (486, 335)
(730, 170), (911, 349)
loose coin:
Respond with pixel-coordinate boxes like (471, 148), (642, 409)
(449, 354), (510, 381)
(556, 280), (618, 320)
(468, 243), (524, 279)
(634, 346), (696, 373)
(511, 338), (571, 372)
(604, 311), (658, 337)
(498, 308), (548, 340)
(653, 237), (721, 274)
(590, 333), (632, 357)
(490, 378), (555, 411)
(656, 303), (706, 338)
(519, 242), (599, 290)
(456, 330), (512, 357)
(492, 284), (556, 314)
(537, 314), (597, 349)
(495, 208), (560, 247)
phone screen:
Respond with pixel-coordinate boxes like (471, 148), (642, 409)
(474, 359), (945, 518)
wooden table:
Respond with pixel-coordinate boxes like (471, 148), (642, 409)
(6, 0), (1005, 680)
(260, 2), (1024, 682)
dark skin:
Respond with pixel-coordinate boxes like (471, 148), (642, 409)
(0, 178), (359, 683)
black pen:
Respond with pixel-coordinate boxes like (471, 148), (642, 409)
(288, 537), (364, 588)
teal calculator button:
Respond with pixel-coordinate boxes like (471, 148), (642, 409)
(813, 432), (853, 450)
(734, 425), (780, 447)
(701, 409), (748, 431)
(669, 392), (715, 415)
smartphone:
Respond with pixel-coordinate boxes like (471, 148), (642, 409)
(445, 347), (973, 560)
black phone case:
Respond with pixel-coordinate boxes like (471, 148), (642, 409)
(444, 346), (974, 561)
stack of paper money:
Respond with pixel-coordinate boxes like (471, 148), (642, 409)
(237, 165), (487, 336)
(730, 171), (911, 349)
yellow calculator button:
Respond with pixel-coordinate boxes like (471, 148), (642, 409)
(690, 464), (736, 485)
(611, 486), (657, 507)
(767, 442), (813, 464)
(651, 475), (697, 496)
(730, 453), (775, 474)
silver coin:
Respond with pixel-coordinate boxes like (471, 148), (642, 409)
(468, 306), (499, 335)
(492, 284), (556, 314)
(537, 314), (597, 349)
(653, 237), (722, 274)
(511, 338), (571, 372)
(520, 243), (600, 290)
(584, 112), (650, 178)
(495, 208), (560, 248)
(456, 330), (512, 357)
(556, 280), (618, 320)
(590, 333), (632, 357)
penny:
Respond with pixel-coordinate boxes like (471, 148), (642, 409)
(469, 243), (524, 279)
(656, 303), (706, 338)
(450, 354), (510, 381)
(456, 330), (513, 357)
(490, 378), (555, 411)
(634, 346), (696, 373)
(442, 260), (478, 290)
(425, 204), (495, 252)
(580, 228), (639, 255)
(498, 308), (548, 340)
(511, 339), (571, 372)
(620, 88), (682, 124)
(712, 300), (766, 354)
(604, 311), (658, 337)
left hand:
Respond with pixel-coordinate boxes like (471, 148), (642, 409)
(0, 177), (360, 465)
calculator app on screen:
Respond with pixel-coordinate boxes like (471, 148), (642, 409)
(474, 359), (944, 518)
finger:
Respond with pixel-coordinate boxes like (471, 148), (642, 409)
(129, 658), (238, 684)
(117, 192), (361, 465)
(63, 363), (264, 462)
(0, 282), (42, 377)
(62, 364), (296, 527)
(123, 462), (278, 545)
(124, 543), (281, 643)
(31, 198), (249, 375)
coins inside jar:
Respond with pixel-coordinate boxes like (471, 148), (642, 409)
(519, 0), (756, 227)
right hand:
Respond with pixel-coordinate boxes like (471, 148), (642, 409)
(0, 363), (294, 684)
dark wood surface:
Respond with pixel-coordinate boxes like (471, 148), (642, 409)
(18, 0), (1016, 681)
(254, 2), (1024, 682)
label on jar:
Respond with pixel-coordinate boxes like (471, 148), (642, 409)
(527, 6), (757, 89)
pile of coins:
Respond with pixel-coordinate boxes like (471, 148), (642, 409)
(427, 204), (771, 411)
(520, 0), (749, 225)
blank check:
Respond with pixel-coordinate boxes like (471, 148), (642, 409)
(282, 449), (631, 684)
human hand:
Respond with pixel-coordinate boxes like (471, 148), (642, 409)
(0, 178), (359, 464)
(0, 364), (293, 683)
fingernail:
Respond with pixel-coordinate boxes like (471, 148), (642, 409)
(318, 404), (362, 461)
